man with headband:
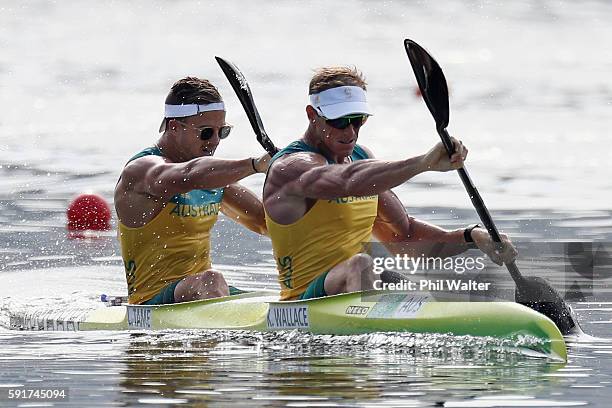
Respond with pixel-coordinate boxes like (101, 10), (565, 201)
(115, 77), (269, 305)
(263, 66), (517, 301)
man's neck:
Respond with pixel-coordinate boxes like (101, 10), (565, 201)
(156, 133), (185, 162)
(302, 128), (350, 164)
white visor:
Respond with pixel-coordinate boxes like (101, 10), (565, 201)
(309, 86), (372, 119)
(159, 102), (225, 132)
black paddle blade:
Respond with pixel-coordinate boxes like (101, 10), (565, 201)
(215, 56), (278, 155)
(404, 39), (450, 131)
(515, 276), (580, 335)
(403, 39), (579, 336)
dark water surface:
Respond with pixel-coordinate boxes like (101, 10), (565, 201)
(1, 198), (612, 407)
(0, 329), (605, 408)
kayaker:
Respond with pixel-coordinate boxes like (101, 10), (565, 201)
(263, 66), (518, 301)
(115, 77), (269, 305)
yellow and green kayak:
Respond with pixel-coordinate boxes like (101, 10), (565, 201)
(79, 290), (567, 360)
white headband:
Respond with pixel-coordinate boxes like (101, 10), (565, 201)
(159, 102), (225, 132)
(309, 86), (372, 119)
(164, 102), (225, 118)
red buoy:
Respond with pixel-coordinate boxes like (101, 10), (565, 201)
(66, 194), (111, 231)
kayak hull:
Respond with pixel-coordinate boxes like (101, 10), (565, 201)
(80, 290), (567, 360)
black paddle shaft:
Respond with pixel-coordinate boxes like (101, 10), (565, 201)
(403, 38), (523, 283)
(437, 127), (524, 284)
(404, 38), (582, 335)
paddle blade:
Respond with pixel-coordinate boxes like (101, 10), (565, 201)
(404, 40), (579, 336)
(515, 276), (580, 335)
(404, 39), (450, 130)
(215, 56), (278, 155)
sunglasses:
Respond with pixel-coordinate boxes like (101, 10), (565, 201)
(175, 120), (233, 140)
(321, 114), (368, 130)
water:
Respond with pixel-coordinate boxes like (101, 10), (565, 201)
(2, 208), (612, 406)
(1, 0), (612, 406)
(0, 329), (600, 407)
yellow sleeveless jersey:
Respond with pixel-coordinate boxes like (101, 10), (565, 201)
(265, 141), (378, 300)
(118, 147), (224, 304)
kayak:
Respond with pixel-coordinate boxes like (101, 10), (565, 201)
(9, 290), (566, 360)
(75, 290), (567, 361)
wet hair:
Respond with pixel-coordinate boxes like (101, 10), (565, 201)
(308, 66), (367, 94)
(165, 76), (222, 105)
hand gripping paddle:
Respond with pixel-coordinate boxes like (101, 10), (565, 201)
(404, 38), (578, 335)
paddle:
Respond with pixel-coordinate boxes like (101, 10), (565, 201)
(403, 38), (578, 335)
(215, 56), (278, 156)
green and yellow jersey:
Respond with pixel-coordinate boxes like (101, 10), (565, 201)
(265, 141), (378, 300)
(118, 147), (224, 304)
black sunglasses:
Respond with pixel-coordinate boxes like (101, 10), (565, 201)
(322, 114), (368, 130)
(175, 120), (233, 140)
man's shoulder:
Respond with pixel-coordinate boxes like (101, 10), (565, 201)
(121, 153), (166, 178)
(270, 139), (326, 165)
(271, 150), (326, 166)
(268, 150), (327, 178)
(117, 153), (171, 195)
(124, 146), (163, 163)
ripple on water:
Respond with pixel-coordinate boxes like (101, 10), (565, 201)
(0, 321), (604, 406)
(443, 395), (588, 407)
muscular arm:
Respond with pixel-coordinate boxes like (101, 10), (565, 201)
(270, 136), (465, 201)
(116, 155), (259, 227)
(361, 145), (468, 258)
(124, 155), (256, 201)
(359, 145), (516, 265)
(270, 153), (427, 200)
(372, 190), (469, 258)
(220, 183), (267, 235)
